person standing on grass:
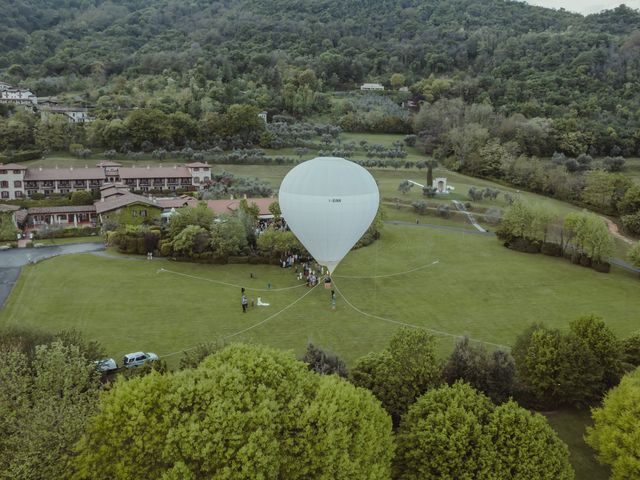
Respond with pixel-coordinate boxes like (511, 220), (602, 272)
(241, 294), (248, 313)
(331, 290), (336, 310)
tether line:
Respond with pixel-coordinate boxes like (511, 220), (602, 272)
(332, 279), (510, 351)
(157, 267), (306, 292)
(159, 281), (321, 359)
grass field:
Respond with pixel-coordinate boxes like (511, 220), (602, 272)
(1, 223), (635, 479)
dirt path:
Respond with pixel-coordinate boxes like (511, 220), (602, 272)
(602, 217), (634, 245)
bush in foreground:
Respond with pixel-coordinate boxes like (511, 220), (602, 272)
(586, 367), (640, 480)
(394, 382), (574, 480)
(73, 344), (394, 479)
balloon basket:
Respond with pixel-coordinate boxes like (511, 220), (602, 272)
(324, 282), (332, 289)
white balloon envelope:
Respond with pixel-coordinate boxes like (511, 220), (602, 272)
(279, 157), (380, 273)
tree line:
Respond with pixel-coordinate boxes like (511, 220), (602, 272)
(1, 1), (640, 154)
(3, 315), (639, 479)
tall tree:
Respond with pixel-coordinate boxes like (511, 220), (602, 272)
(586, 367), (640, 480)
(74, 344), (394, 479)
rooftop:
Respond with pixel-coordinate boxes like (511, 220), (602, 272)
(27, 205), (97, 215)
(206, 197), (274, 217)
(24, 167), (105, 181)
(0, 204), (20, 213)
(95, 192), (159, 214)
(0, 163), (28, 170)
(118, 165), (191, 179)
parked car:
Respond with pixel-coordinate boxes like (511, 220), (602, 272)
(123, 351), (158, 368)
(94, 357), (118, 373)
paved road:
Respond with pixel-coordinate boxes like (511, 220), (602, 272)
(0, 243), (105, 309)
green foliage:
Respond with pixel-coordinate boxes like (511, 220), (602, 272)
(582, 171), (633, 215)
(178, 340), (226, 370)
(0, 211), (19, 241)
(569, 315), (623, 389)
(268, 201), (281, 219)
(170, 225), (211, 257)
(69, 190), (93, 205)
(564, 212), (614, 263)
(351, 327), (440, 423)
(73, 344), (394, 479)
(486, 401), (574, 480)
(301, 342), (348, 378)
(0, 341), (100, 480)
(512, 319), (622, 409)
(621, 212), (640, 236)
(621, 332), (640, 367)
(394, 382), (494, 479)
(256, 227), (305, 257)
(629, 241), (640, 268)
(586, 367), (640, 480)
(166, 203), (214, 240)
(394, 382), (574, 480)
(210, 214), (248, 257)
(497, 199), (552, 242)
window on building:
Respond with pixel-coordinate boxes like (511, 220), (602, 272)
(0, 170), (6, 175)
(140, 210), (147, 217)
(14, 181), (21, 188)
(0, 181), (8, 188)
(132, 210), (138, 217)
(15, 191), (23, 198)
(13, 170), (21, 174)
(1, 192), (8, 199)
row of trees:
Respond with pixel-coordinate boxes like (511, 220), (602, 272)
(5, 314), (640, 479)
(497, 200), (615, 270)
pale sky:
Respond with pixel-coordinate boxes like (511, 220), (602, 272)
(524, 0), (640, 15)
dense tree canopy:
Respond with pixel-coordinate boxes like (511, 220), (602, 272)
(74, 343), (394, 479)
(1, 1), (640, 154)
(394, 382), (574, 480)
(586, 367), (640, 480)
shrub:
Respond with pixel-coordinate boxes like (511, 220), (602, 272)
(540, 242), (562, 256)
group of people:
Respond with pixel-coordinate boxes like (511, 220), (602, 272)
(239, 253), (337, 313)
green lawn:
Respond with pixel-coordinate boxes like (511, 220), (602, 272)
(2, 223), (635, 479)
(544, 410), (611, 480)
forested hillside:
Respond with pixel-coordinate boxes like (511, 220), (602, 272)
(1, 0), (640, 155)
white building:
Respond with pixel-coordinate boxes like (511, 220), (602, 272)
(258, 111), (268, 123)
(40, 105), (94, 123)
(360, 83), (384, 91)
(185, 162), (212, 186)
(0, 163), (28, 200)
(0, 88), (38, 106)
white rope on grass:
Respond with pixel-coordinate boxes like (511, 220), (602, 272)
(334, 260), (440, 279)
(159, 281), (321, 359)
(157, 267), (307, 292)
(331, 280), (510, 351)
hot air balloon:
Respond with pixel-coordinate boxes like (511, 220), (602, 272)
(278, 157), (379, 274)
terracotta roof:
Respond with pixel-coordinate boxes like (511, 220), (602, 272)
(24, 167), (105, 181)
(0, 204), (20, 212)
(94, 193), (159, 214)
(185, 162), (210, 168)
(156, 196), (199, 209)
(27, 205), (97, 214)
(206, 197), (274, 216)
(0, 163), (28, 170)
(118, 166), (191, 179)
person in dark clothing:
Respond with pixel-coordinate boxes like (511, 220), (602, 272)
(241, 294), (248, 312)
